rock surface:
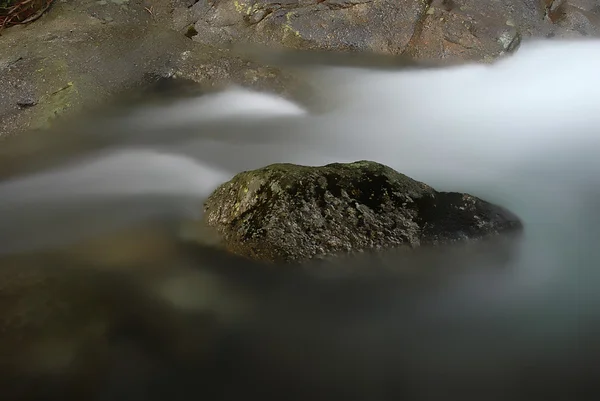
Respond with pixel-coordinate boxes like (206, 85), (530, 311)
(203, 161), (522, 263)
(177, 0), (600, 61)
(0, 0), (296, 139)
(2, 0), (599, 139)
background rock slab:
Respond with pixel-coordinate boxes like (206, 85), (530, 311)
(0, 0), (295, 138)
(177, 0), (600, 61)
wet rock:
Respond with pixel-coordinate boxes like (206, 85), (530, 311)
(404, 0), (530, 61)
(176, 0), (426, 54)
(545, 1), (600, 37)
(177, 0), (600, 62)
(176, 0), (425, 54)
(0, 0), (296, 139)
(406, 0), (600, 60)
(2, 0), (599, 144)
(203, 161), (522, 263)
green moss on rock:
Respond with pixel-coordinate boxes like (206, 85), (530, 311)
(203, 161), (522, 263)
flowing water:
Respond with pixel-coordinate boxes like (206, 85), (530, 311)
(1, 38), (600, 399)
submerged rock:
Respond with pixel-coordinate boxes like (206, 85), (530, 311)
(0, 254), (257, 401)
(203, 161), (522, 263)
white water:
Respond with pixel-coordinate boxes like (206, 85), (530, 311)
(0, 38), (599, 365)
(0, 149), (233, 252)
(166, 39), (600, 309)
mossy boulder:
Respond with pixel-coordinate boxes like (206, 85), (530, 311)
(203, 161), (522, 263)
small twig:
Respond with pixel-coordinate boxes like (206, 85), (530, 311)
(144, 5), (155, 19)
(19, 1), (52, 23)
(7, 0), (36, 14)
(0, 0), (54, 31)
(49, 82), (73, 96)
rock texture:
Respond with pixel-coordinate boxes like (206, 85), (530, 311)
(204, 161), (522, 263)
(2, 0), (599, 139)
(0, 0), (296, 139)
(175, 0), (600, 61)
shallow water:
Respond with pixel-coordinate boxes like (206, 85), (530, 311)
(1, 38), (600, 399)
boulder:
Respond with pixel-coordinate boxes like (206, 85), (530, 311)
(203, 161), (522, 263)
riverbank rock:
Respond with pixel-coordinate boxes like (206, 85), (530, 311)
(0, 0), (296, 139)
(203, 161), (522, 263)
(3, 0), (600, 141)
(175, 0), (600, 62)
(2, 0), (598, 142)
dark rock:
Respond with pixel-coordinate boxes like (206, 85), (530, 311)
(16, 97), (37, 108)
(203, 161), (522, 263)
